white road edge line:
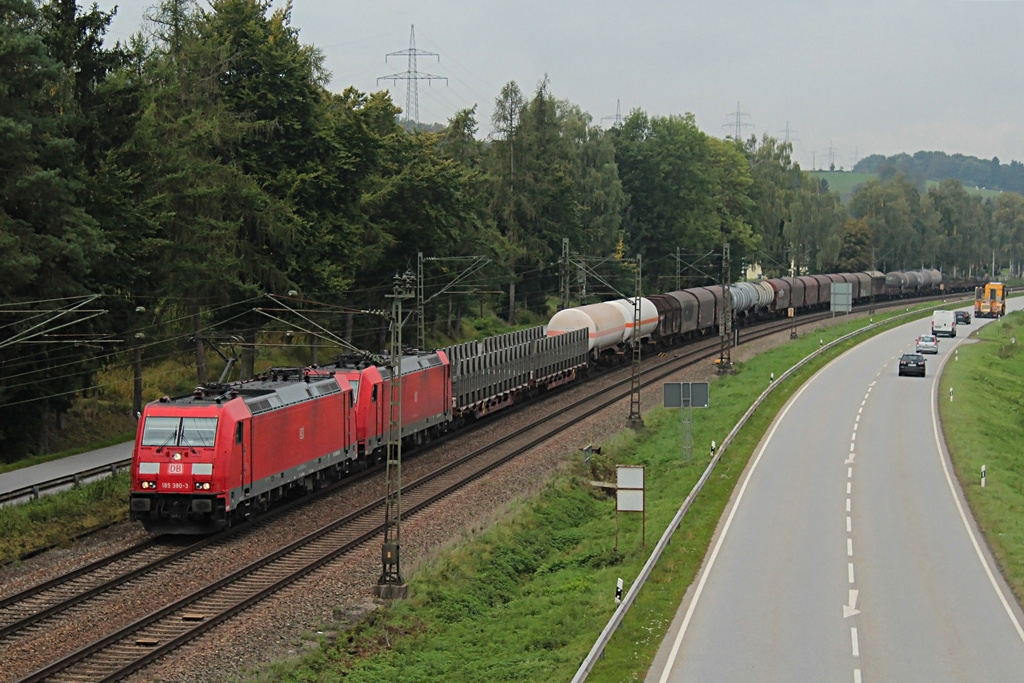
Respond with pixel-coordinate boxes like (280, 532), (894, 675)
(930, 343), (1024, 645)
(655, 372), (820, 683)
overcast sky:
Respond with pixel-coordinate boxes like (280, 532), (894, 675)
(99, 0), (1024, 171)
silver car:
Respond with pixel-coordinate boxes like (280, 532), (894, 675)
(916, 334), (939, 354)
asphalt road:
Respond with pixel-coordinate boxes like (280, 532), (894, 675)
(648, 302), (1024, 683)
(0, 441), (132, 499)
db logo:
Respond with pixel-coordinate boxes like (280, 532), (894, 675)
(299, 427), (305, 440)
(168, 463), (183, 474)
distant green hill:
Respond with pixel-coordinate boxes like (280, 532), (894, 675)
(809, 171), (1010, 203)
(854, 151), (1024, 195)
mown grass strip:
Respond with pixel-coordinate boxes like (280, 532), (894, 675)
(938, 311), (1024, 604)
(257, 304), (945, 683)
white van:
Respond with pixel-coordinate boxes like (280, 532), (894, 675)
(932, 309), (956, 337)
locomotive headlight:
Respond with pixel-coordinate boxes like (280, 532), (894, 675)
(172, 452), (182, 461)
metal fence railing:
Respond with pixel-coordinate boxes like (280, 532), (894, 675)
(0, 459), (132, 507)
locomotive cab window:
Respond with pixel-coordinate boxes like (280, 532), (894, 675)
(349, 380), (359, 403)
(141, 416), (219, 448)
(235, 422), (244, 444)
(181, 418), (218, 447)
(141, 417), (181, 447)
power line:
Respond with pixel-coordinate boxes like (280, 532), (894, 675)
(723, 101), (753, 141)
(377, 24), (448, 124)
(601, 99), (623, 128)
(779, 120), (800, 145)
(827, 139), (840, 171)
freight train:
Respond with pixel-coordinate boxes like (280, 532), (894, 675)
(130, 267), (979, 533)
(547, 268), (981, 361)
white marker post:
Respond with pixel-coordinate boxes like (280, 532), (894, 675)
(950, 387), (954, 402)
(769, 372), (774, 384)
(982, 465), (987, 488)
(955, 349), (959, 362)
(710, 440), (717, 457)
(615, 577), (623, 604)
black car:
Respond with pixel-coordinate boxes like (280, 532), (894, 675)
(955, 310), (971, 325)
(898, 352), (926, 377)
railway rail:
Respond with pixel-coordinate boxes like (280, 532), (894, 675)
(8, 295), (964, 681)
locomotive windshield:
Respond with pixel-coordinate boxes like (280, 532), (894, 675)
(142, 416), (218, 448)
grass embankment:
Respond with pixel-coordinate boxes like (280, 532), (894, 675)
(939, 311), (1024, 603)
(0, 472), (130, 565)
(257, 305), (942, 683)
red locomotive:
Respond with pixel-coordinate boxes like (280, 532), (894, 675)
(130, 367), (358, 534)
(329, 352), (452, 460)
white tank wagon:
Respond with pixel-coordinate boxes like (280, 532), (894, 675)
(608, 298), (659, 344)
(546, 302), (629, 353)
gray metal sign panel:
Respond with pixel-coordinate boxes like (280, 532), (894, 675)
(663, 382), (709, 408)
(830, 282), (853, 312)
(663, 382), (685, 407)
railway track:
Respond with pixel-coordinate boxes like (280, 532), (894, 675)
(8, 297), (958, 681)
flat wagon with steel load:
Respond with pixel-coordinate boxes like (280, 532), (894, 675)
(445, 326), (588, 420)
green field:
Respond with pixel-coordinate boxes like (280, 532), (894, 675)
(924, 178), (1004, 200)
(809, 171), (876, 201)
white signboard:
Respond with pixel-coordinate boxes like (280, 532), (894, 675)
(617, 465), (645, 490)
(617, 489), (645, 512)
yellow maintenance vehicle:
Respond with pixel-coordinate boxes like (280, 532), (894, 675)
(975, 282), (1006, 318)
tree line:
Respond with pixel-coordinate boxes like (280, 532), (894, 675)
(856, 150), (1024, 196)
(2, 0), (1023, 459)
